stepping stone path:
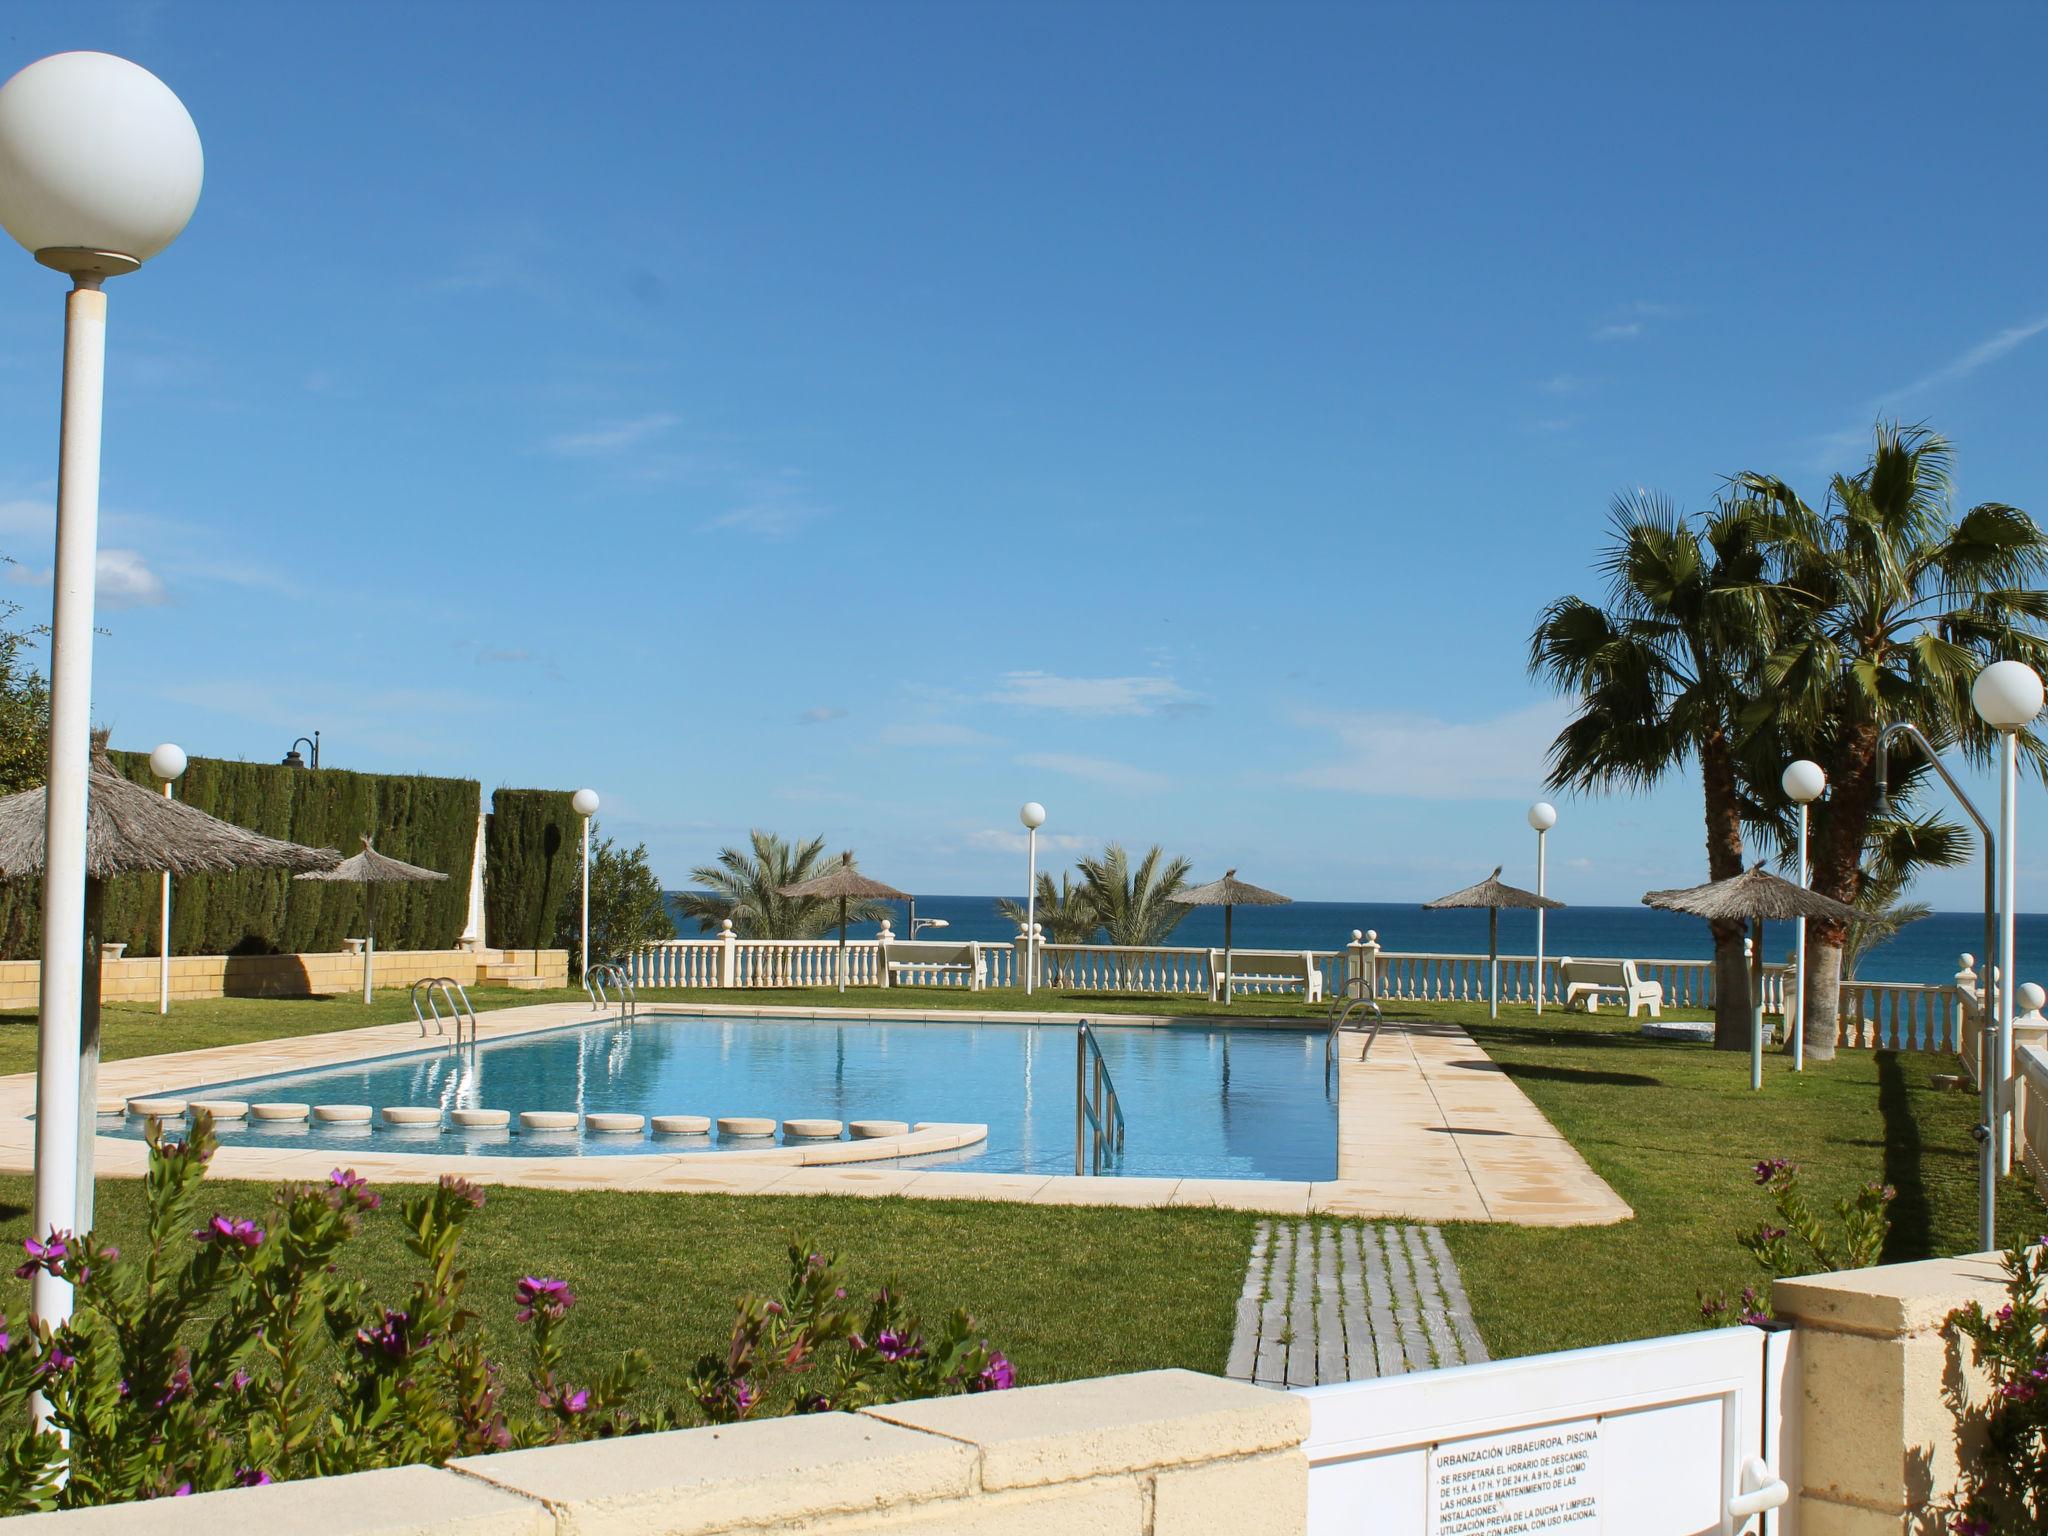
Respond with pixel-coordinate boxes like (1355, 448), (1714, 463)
(1225, 1220), (1487, 1387)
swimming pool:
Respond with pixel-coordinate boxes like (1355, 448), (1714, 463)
(108, 1013), (1337, 1181)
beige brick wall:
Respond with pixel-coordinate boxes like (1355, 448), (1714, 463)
(0, 948), (568, 1009)
(0, 1370), (1308, 1535)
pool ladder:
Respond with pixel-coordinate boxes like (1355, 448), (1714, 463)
(412, 977), (479, 1047)
(1075, 1020), (1126, 1175)
(585, 963), (637, 1023)
(1325, 974), (1386, 1067)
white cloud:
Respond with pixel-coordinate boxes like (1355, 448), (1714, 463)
(1018, 751), (1169, 792)
(8, 547), (167, 608)
(799, 705), (847, 725)
(1893, 314), (2048, 399)
(966, 827), (1091, 854)
(704, 485), (825, 539)
(1288, 700), (1572, 800)
(879, 721), (1003, 749)
(989, 671), (1197, 716)
(546, 414), (679, 456)
(1537, 373), (1583, 395)
(1592, 301), (1675, 342)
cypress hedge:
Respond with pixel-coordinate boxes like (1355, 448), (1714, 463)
(0, 753), (482, 959)
(483, 788), (579, 951)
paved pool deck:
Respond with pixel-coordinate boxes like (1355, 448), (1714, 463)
(0, 999), (1631, 1226)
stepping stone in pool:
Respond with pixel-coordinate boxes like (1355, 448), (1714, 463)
(651, 1114), (711, 1135)
(717, 1116), (777, 1138)
(451, 1108), (510, 1129)
(783, 1118), (844, 1140)
(313, 1104), (372, 1123)
(127, 1096), (186, 1119)
(189, 1099), (249, 1120)
(585, 1113), (645, 1134)
(519, 1111), (578, 1131)
(381, 1107), (443, 1127)
(250, 1103), (310, 1122)
(849, 1120), (910, 1139)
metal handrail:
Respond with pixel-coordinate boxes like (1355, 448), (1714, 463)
(411, 976), (479, 1046)
(1325, 968), (1378, 1024)
(1074, 1020), (1125, 1175)
(1329, 996), (1386, 1066)
(585, 962), (637, 1023)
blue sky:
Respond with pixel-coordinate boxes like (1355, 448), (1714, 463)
(0, 1), (2044, 910)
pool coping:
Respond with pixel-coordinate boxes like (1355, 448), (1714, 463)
(0, 999), (1634, 1225)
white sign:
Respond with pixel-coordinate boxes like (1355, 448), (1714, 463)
(1428, 1418), (1601, 1535)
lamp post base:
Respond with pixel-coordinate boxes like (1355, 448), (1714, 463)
(34, 248), (138, 279)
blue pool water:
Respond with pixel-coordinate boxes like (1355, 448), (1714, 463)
(112, 1013), (1337, 1181)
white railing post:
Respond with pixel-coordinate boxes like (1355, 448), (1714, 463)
(1014, 925), (1033, 994)
(877, 919), (895, 989)
(718, 919), (737, 988)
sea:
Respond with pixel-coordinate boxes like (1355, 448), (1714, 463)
(662, 895), (2041, 989)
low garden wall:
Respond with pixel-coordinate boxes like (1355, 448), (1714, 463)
(0, 947), (568, 1009)
(0, 1369), (1307, 1536)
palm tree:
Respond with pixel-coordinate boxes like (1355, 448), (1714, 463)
(1076, 843), (1193, 949)
(675, 830), (892, 939)
(1735, 422), (2048, 1057)
(996, 872), (1099, 985)
(1529, 491), (1776, 1050)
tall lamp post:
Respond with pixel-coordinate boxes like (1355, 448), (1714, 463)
(1973, 659), (2044, 1178)
(1019, 802), (1045, 995)
(0, 51), (203, 1343)
(572, 788), (599, 984)
(149, 742), (187, 1014)
(1782, 759), (1826, 1072)
(1527, 802), (1556, 1013)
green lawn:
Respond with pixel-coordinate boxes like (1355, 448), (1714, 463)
(0, 986), (2037, 1378)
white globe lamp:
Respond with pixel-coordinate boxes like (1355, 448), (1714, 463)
(1781, 759), (1826, 805)
(149, 740), (188, 1018)
(1019, 802), (1046, 993)
(573, 789), (600, 984)
(1780, 758), (1827, 1072)
(0, 53), (203, 276)
(1973, 659), (2042, 1179)
(572, 787), (600, 818)
(1973, 659), (2045, 730)
(1526, 802), (1557, 1012)
(0, 52), (204, 1352)
(148, 741), (187, 783)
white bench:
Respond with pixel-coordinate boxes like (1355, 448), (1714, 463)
(1559, 957), (1663, 1019)
(1209, 949), (1324, 1004)
(878, 939), (986, 991)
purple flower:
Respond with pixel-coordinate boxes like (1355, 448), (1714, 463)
(874, 1330), (924, 1362)
(1752, 1158), (1793, 1186)
(40, 1346), (75, 1376)
(1998, 1379), (2037, 1402)
(439, 1176), (485, 1210)
(974, 1351), (1016, 1392)
(1757, 1225), (1787, 1244)
(701, 1377), (758, 1417)
(194, 1215), (263, 1249)
(540, 1383), (590, 1414)
(230, 1370), (253, 1393)
(514, 1277), (575, 1324)
(155, 1366), (192, 1408)
(329, 1169), (382, 1210)
(1951, 1518), (1989, 1536)
(172, 1484), (192, 1498)
(15, 1232), (70, 1279)
(1699, 1296), (1728, 1320)
(234, 1468), (273, 1488)
(354, 1309), (413, 1360)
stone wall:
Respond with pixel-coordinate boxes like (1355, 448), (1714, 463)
(0, 1370), (1307, 1536)
(0, 947), (568, 1009)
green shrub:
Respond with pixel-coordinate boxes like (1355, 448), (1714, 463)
(485, 788), (577, 950)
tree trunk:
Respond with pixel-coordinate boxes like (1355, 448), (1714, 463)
(1802, 720), (1881, 1063)
(1699, 728), (1752, 1050)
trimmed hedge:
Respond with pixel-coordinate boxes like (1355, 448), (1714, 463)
(484, 788), (578, 951)
(0, 753), (482, 959)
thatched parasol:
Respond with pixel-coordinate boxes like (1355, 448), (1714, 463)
(0, 737), (339, 1228)
(1424, 866), (1564, 1020)
(778, 851), (909, 993)
(1643, 864), (1871, 1090)
(1171, 870), (1290, 1004)
(297, 836), (448, 1003)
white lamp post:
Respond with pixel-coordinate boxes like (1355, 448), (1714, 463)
(0, 51), (202, 1341)
(1782, 759), (1827, 1072)
(148, 742), (187, 1014)
(1019, 802), (1046, 995)
(1972, 659), (2044, 1177)
(571, 788), (600, 984)
(1527, 802), (1557, 1013)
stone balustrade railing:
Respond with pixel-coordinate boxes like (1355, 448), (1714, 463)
(624, 927), (2022, 1055)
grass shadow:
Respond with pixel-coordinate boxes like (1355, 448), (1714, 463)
(1493, 1062), (1664, 1089)
(1876, 1050), (1933, 1263)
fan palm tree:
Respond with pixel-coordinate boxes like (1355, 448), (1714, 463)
(1529, 491), (1776, 1049)
(1734, 421), (2048, 1057)
(1076, 843), (1193, 950)
(996, 872), (1099, 985)
(675, 830), (891, 939)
